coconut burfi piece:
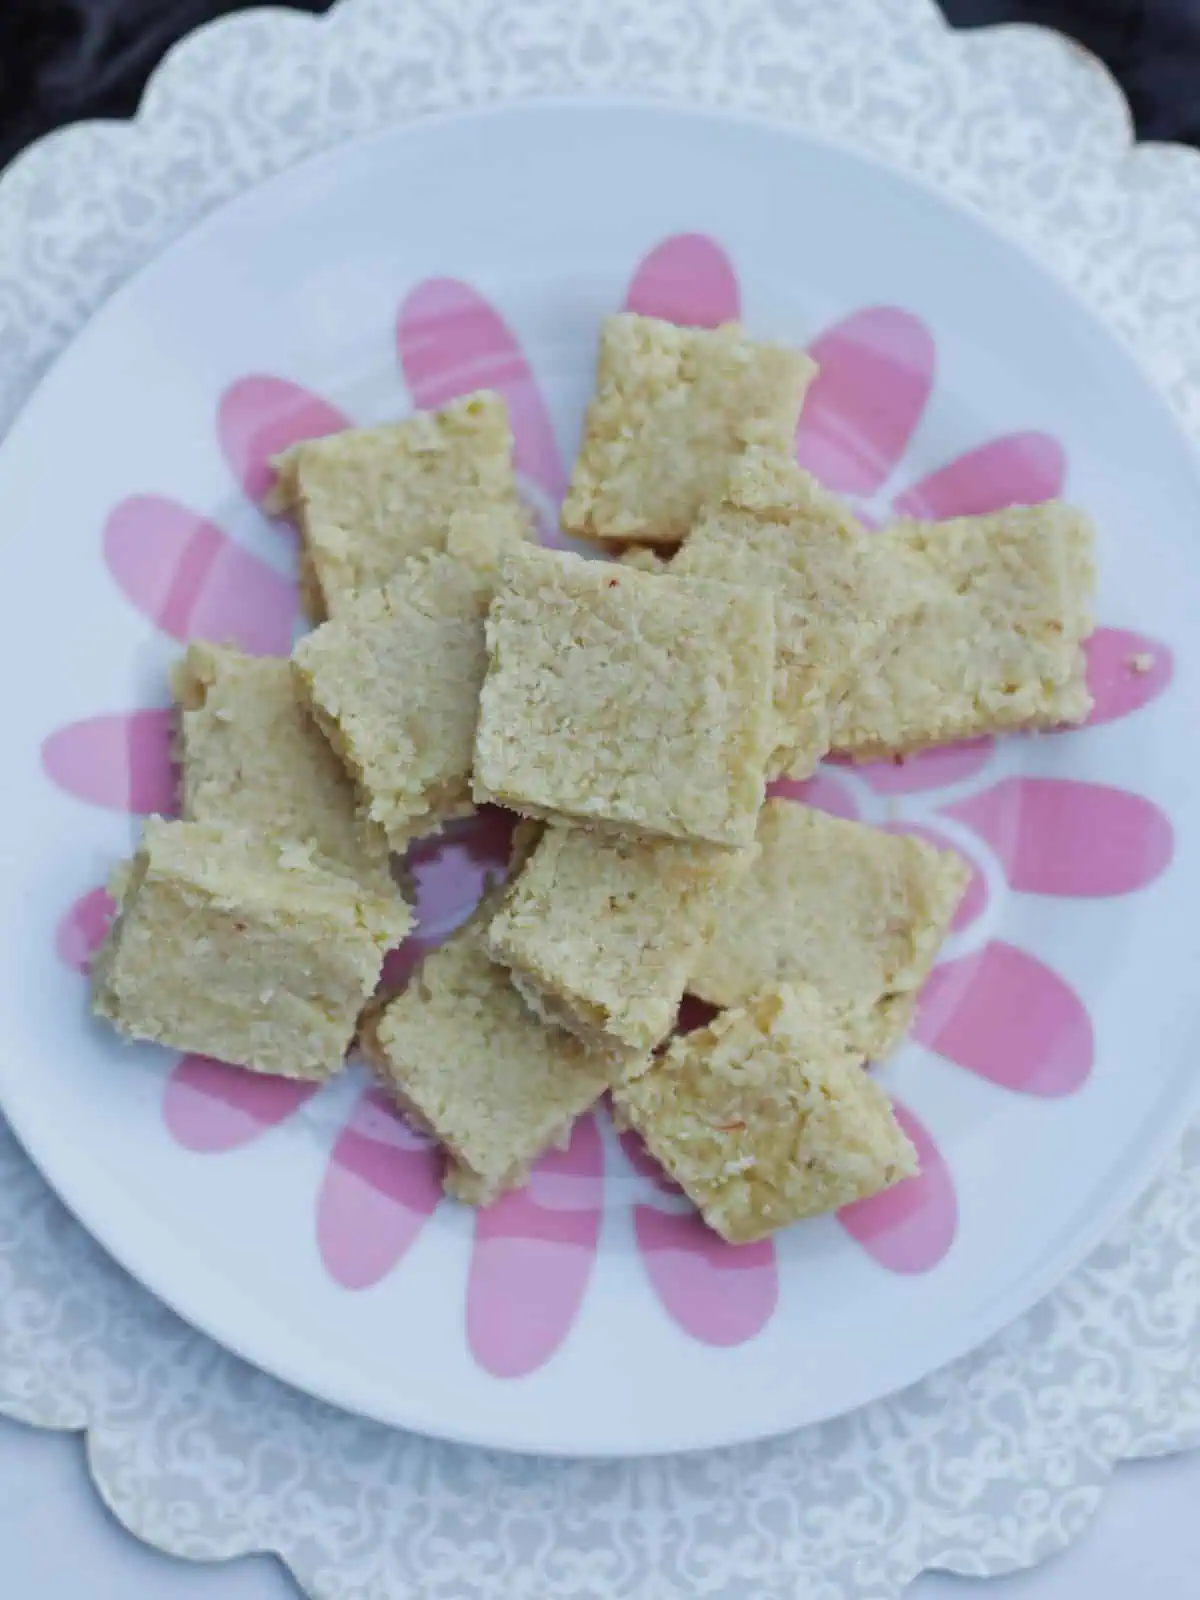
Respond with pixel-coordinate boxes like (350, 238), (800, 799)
(673, 449), (889, 778)
(616, 545), (676, 574)
(360, 924), (619, 1205)
(690, 800), (968, 1060)
(172, 643), (396, 897)
(613, 986), (918, 1244)
(92, 819), (410, 1080)
(561, 314), (816, 547)
(485, 823), (755, 1052)
(473, 545), (776, 848)
(268, 390), (529, 618)
(292, 517), (521, 849)
(834, 503), (1096, 759)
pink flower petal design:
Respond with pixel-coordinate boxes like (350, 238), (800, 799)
(794, 308), (935, 497)
(55, 886), (116, 972)
(892, 432), (1065, 520)
(618, 1130), (776, 1344)
(769, 771), (859, 820)
(834, 738), (994, 796)
(914, 940), (1093, 1096)
(218, 376), (349, 504)
(397, 279), (565, 503)
(838, 1099), (957, 1273)
(316, 1088), (442, 1291)
(634, 1208), (778, 1348)
(881, 822), (988, 934)
(623, 233), (740, 328)
(377, 810), (520, 1002)
(467, 1113), (604, 1378)
(617, 1128), (777, 1343)
(943, 777), (1173, 898)
(163, 1055), (319, 1152)
(42, 709), (176, 814)
(406, 806), (518, 943)
(104, 495), (297, 654)
(1080, 627), (1174, 727)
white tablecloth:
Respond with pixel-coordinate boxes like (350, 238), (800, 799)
(1, 1414), (1195, 1598)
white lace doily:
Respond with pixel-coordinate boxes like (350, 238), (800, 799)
(2, 1), (1200, 1594)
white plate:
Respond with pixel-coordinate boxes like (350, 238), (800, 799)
(0, 101), (1196, 1457)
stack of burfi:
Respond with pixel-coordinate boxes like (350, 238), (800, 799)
(92, 306), (1098, 1251)
(93, 390), (530, 1086)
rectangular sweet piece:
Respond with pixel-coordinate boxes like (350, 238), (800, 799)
(291, 517), (520, 849)
(473, 545), (776, 848)
(834, 503), (1096, 759)
(92, 818), (410, 1080)
(485, 823), (755, 1052)
(689, 800), (968, 1059)
(268, 390), (529, 618)
(673, 448), (889, 778)
(360, 923), (619, 1205)
(561, 314), (816, 547)
(172, 643), (396, 898)
(612, 986), (918, 1244)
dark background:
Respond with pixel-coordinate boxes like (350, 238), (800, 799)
(0, 1), (1197, 169)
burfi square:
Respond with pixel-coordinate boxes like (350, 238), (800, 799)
(834, 503), (1096, 759)
(673, 449), (890, 778)
(360, 923), (619, 1205)
(93, 818), (411, 1080)
(172, 642), (395, 898)
(291, 516), (520, 849)
(561, 314), (815, 547)
(689, 800), (968, 1059)
(613, 986), (918, 1244)
(485, 823), (754, 1052)
(473, 545), (776, 848)
(269, 390), (529, 618)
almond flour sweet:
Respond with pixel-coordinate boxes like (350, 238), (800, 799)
(561, 313), (816, 547)
(472, 545), (776, 848)
(485, 822), (755, 1052)
(673, 448), (888, 778)
(360, 922), (621, 1205)
(268, 390), (529, 618)
(613, 985), (918, 1244)
(690, 800), (969, 1059)
(92, 818), (410, 1080)
(172, 642), (395, 898)
(291, 515), (520, 849)
(834, 502), (1096, 758)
